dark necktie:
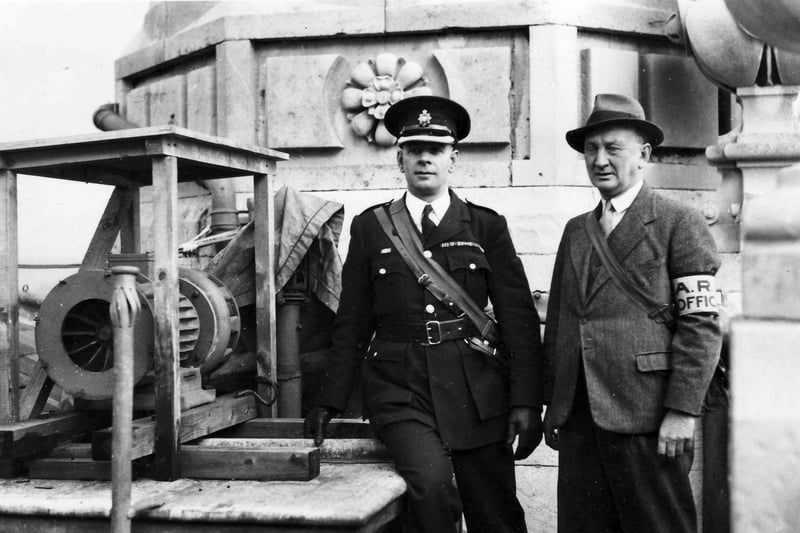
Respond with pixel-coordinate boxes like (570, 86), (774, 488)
(421, 204), (436, 243)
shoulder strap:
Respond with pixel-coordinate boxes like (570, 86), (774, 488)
(373, 204), (501, 344)
(584, 212), (675, 327)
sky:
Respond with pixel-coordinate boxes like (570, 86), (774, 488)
(0, 1), (151, 268)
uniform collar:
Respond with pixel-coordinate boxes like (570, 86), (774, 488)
(405, 190), (451, 228)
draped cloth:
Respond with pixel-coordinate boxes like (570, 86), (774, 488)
(205, 186), (344, 312)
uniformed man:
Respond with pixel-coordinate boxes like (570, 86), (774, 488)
(305, 95), (543, 533)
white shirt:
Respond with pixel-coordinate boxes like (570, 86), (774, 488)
(405, 192), (451, 232)
(602, 180), (643, 233)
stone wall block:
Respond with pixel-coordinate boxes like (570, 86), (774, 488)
(580, 48), (640, 124)
(264, 54), (345, 150)
(645, 162), (722, 191)
(639, 54), (719, 149)
(432, 47), (511, 144)
(730, 320), (800, 533)
(125, 85), (150, 127)
(742, 243), (800, 319)
(216, 40), (255, 143)
(524, 25), (580, 186)
(186, 66), (217, 135)
(148, 75), (188, 127)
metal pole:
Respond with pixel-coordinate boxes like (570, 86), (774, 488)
(109, 266), (141, 533)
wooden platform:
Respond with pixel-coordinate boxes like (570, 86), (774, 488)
(0, 463), (405, 532)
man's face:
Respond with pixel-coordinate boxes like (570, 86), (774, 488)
(397, 141), (457, 201)
(583, 126), (651, 199)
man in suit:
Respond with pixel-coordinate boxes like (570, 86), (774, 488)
(305, 95), (543, 533)
(543, 94), (722, 533)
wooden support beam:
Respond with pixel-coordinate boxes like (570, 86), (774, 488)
(196, 437), (390, 464)
(82, 186), (139, 271)
(253, 172), (277, 417)
(0, 169), (19, 423)
(218, 418), (376, 439)
(0, 411), (111, 458)
(18, 361), (53, 420)
(180, 444), (320, 481)
(152, 155), (181, 481)
(92, 392), (257, 461)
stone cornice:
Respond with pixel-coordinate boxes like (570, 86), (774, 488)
(115, 0), (677, 79)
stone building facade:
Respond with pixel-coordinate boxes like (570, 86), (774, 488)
(115, 1), (742, 529)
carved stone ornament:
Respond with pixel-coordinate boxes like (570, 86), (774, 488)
(341, 52), (431, 146)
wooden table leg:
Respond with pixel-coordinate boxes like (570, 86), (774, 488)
(253, 172), (277, 418)
(152, 156), (181, 480)
(0, 170), (19, 423)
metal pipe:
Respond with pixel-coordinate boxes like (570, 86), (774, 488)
(109, 266), (141, 533)
(276, 302), (302, 418)
(93, 103), (140, 131)
(92, 103), (240, 239)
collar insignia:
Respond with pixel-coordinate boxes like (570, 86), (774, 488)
(417, 109), (432, 127)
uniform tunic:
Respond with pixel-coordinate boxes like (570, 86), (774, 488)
(317, 190), (542, 450)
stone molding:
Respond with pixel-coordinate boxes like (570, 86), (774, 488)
(116, 0), (676, 79)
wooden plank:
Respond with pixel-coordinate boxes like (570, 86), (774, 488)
(253, 172), (278, 417)
(218, 418), (376, 440)
(134, 387), (216, 412)
(0, 458), (25, 478)
(0, 170), (19, 423)
(18, 361), (53, 420)
(180, 445), (320, 481)
(92, 393), (257, 461)
(196, 438), (390, 464)
(48, 442), (93, 459)
(152, 155), (181, 481)
(29, 458), (113, 481)
(0, 411), (111, 458)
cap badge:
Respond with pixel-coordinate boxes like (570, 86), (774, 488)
(417, 109), (432, 127)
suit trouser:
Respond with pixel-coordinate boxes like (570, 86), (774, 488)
(557, 369), (697, 533)
(379, 419), (527, 533)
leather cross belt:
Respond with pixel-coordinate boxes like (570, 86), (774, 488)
(376, 317), (474, 346)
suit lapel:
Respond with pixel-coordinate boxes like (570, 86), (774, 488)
(585, 184), (656, 302)
(570, 204), (598, 305)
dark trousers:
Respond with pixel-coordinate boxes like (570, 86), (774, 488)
(379, 420), (527, 533)
(557, 373), (697, 533)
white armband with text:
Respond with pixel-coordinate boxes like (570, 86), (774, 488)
(672, 274), (719, 316)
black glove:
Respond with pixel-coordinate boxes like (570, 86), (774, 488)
(304, 406), (337, 446)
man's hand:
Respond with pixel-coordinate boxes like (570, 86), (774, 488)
(657, 409), (698, 459)
(304, 406), (337, 446)
(506, 406), (543, 460)
(543, 408), (559, 450)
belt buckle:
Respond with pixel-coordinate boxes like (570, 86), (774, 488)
(425, 320), (442, 345)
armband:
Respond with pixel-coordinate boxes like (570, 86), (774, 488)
(672, 274), (719, 316)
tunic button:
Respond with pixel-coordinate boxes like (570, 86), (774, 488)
(378, 268), (387, 275)
(425, 304), (435, 314)
(423, 250), (433, 258)
(468, 263), (477, 270)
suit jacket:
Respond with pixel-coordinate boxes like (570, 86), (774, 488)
(317, 190), (542, 449)
(543, 184), (722, 434)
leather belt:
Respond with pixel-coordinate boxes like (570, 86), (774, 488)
(376, 317), (474, 346)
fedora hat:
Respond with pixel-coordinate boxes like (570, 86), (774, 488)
(565, 94), (664, 153)
(384, 95), (470, 145)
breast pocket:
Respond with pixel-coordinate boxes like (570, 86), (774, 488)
(446, 251), (491, 302)
(371, 257), (412, 315)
